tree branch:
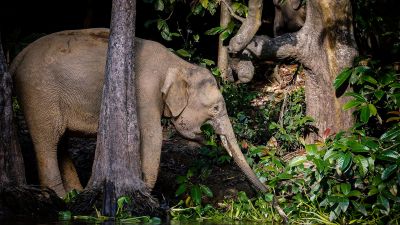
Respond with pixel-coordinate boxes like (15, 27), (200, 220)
(242, 33), (300, 60)
(228, 0), (263, 53)
(219, 0), (245, 23)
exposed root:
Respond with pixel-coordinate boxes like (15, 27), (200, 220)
(0, 185), (65, 217)
(68, 187), (162, 217)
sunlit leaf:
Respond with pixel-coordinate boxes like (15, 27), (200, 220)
(288, 155), (307, 167)
(341, 183), (351, 195)
(176, 49), (191, 58)
(360, 105), (370, 123)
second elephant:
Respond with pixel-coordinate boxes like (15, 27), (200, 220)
(11, 28), (267, 197)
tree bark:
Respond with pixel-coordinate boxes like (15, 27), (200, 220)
(230, 0), (358, 138)
(1, 35), (64, 217)
(85, 0), (157, 216)
(0, 35), (25, 187)
(218, 0), (232, 81)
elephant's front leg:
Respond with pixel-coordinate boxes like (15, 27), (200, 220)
(140, 114), (163, 189)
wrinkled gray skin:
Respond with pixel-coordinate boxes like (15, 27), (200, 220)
(11, 28), (267, 197)
(273, 0), (306, 36)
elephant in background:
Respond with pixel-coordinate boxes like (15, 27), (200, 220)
(10, 28), (267, 197)
(273, 0), (306, 36)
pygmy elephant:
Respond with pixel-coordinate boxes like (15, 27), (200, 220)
(10, 28), (267, 197)
(273, 0), (306, 36)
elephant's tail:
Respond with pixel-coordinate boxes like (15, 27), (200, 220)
(9, 44), (32, 77)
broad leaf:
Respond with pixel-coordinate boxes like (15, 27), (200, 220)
(360, 105), (370, 123)
(288, 155), (307, 167)
(337, 152), (352, 172)
(341, 183), (351, 195)
(190, 186), (202, 205)
(176, 49), (191, 58)
(380, 126), (400, 141)
(345, 92), (368, 102)
(352, 201), (367, 216)
(175, 183), (187, 196)
(343, 100), (363, 110)
(334, 68), (352, 90)
(381, 164), (398, 180)
(200, 185), (213, 197)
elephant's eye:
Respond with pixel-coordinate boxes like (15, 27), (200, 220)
(211, 105), (219, 113)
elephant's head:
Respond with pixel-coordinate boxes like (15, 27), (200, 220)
(162, 67), (267, 192)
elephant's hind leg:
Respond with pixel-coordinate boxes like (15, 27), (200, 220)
(26, 106), (67, 197)
(60, 150), (83, 193)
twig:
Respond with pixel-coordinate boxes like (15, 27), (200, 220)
(220, 0), (246, 23)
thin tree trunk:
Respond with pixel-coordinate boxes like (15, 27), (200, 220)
(218, 0), (232, 81)
(230, 0), (358, 138)
(84, 0), (157, 216)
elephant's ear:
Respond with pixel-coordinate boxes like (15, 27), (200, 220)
(161, 68), (189, 117)
(291, 0), (302, 10)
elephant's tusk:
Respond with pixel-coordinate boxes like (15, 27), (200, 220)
(220, 135), (233, 157)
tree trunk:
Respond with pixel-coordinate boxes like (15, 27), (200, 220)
(218, 0), (232, 81)
(0, 35), (25, 187)
(1, 35), (64, 217)
(85, 0), (156, 216)
(230, 0), (358, 138)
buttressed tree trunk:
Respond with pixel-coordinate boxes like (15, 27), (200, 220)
(86, 0), (157, 216)
(230, 0), (358, 139)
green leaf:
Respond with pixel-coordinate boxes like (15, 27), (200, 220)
(380, 126), (400, 141)
(347, 140), (369, 152)
(381, 164), (398, 180)
(205, 26), (223, 35)
(361, 75), (378, 85)
(220, 30), (231, 41)
(175, 183), (187, 196)
(200, 185), (213, 197)
(354, 155), (369, 177)
(378, 150), (400, 162)
(343, 100), (363, 110)
(200, 58), (215, 66)
(176, 49), (191, 58)
(337, 152), (352, 172)
(193, 34), (200, 42)
(352, 201), (367, 216)
(155, 0), (164, 11)
(374, 89), (385, 101)
(59, 211), (72, 221)
(288, 155), (307, 167)
(345, 92), (368, 103)
(360, 105), (370, 123)
(200, 0), (208, 8)
(347, 190), (362, 197)
(378, 195), (390, 212)
(334, 68), (352, 90)
(368, 104), (377, 116)
(190, 185), (202, 205)
(305, 144), (318, 156)
(341, 183), (351, 195)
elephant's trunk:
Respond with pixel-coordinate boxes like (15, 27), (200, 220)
(210, 116), (267, 192)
